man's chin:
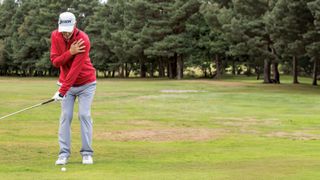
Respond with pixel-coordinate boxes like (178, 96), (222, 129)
(63, 36), (71, 41)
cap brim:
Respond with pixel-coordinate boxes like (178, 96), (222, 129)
(58, 26), (74, 32)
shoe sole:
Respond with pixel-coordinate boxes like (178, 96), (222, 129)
(55, 163), (67, 165)
(82, 162), (93, 165)
(55, 161), (68, 165)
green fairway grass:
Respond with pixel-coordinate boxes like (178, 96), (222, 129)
(0, 76), (320, 180)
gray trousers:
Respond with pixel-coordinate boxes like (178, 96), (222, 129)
(58, 82), (96, 158)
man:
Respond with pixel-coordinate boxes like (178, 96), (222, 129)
(50, 12), (96, 165)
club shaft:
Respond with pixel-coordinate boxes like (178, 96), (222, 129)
(0, 99), (54, 120)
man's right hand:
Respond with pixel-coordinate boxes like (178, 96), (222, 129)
(70, 39), (85, 55)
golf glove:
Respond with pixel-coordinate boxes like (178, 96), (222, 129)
(52, 91), (64, 101)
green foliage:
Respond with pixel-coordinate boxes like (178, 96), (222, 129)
(0, 0), (319, 83)
(0, 40), (4, 66)
(269, 0), (314, 57)
(0, 0), (98, 75)
(305, 0), (320, 61)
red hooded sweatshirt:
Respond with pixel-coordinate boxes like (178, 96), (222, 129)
(50, 28), (96, 96)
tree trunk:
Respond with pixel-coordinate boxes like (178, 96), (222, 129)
(214, 54), (221, 79)
(119, 64), (125, 78)
(125, 63), (130, 78)
(150, 62), (154, 78)
(169, 55), (177, 79)
(208, 66), (212, 77)
(232, 59), (236, 75)
(159, 58), (165, 78)
(272, 62), (280, 83)
(293, 56), (299, 84)
(245, 64), (252, 76)
(263, 59), (271, 83)
(125, 63), (131, 78)
(140, 59), (146, 78)
(223, 54), (228, 75)
(255, 66), (260, 80)
(177, 55), (183, 80)
(167, 61), (171, 78)
(312, 59), (318, 86)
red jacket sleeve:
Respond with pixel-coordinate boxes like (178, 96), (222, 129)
(59, 36), (90, 96)
(50, 32), (73, 67)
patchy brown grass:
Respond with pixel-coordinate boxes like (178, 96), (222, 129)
(95, 127), (228, 142)
(111, 120), (164, 127)
(95, 119), (320, 142)
(215, 117), (320, 140)
(265, 131), (320, 140)
(185, 80), (250, 87)
(160, 90), (208, 93)
(216, 117), (279, 128)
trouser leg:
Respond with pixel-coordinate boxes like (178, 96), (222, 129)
(58, 92), (76, 158)
(78, 84), (96, 156)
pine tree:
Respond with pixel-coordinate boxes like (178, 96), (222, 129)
(144, 0), (201, 79)
(186, 8), (212, 77)
(306, 0), (320, 85)
(201, 1), (232, 79)
(121, 0), (150, 77)
(106, 0), (130, 77)
(0, 0), (17, 75)
(86, 3), (114, 77)
(269, 0), (314, 84)
(142, 0), (174, 78)
(11, 0), (62, 76)
(223, 0), (276, 82)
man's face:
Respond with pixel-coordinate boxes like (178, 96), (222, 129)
(62, 31), (73, 41)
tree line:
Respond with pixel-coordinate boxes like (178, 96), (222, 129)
(1, 0), (320, 85)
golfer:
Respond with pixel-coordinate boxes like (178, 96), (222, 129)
(50, 12), (96, 165)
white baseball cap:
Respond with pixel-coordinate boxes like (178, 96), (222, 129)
(58, 12), (76, 32)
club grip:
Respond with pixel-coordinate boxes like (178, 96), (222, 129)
(41, 99), (55, 105)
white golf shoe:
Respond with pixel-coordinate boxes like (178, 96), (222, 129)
(55, 157), (68, 165)
(82, 155), (93, 165)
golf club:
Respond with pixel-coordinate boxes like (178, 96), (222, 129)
(0, 99), (55, 120)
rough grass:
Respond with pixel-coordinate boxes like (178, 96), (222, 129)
(0, 76), (320, 179)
